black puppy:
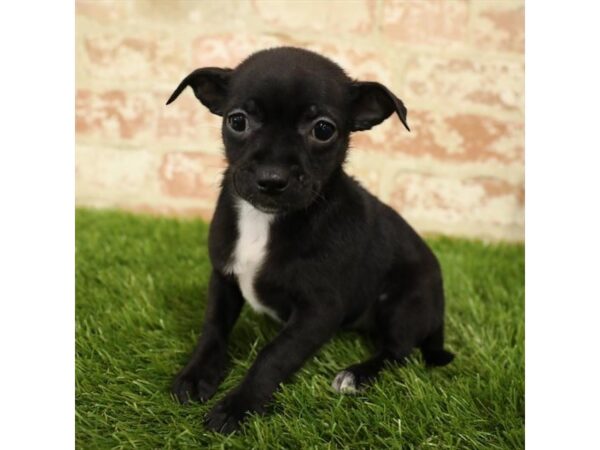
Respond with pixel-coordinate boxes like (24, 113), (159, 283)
(166, 47), (454, 433)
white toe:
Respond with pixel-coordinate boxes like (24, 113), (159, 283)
(331, 370), (358, 394)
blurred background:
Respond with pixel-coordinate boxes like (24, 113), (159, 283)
(75, 0), (524, 241)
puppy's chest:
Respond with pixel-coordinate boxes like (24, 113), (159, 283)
(224, 200), (280, 321)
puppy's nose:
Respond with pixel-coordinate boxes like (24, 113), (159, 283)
(256, 167), (289, 194)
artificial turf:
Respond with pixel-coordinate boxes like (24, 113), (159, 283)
(75, 208), (524, 449)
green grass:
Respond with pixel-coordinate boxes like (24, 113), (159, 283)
(76, 208), (524, 449)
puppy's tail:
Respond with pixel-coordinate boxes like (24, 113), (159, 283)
(420, 324), (455, 367)
(422, 348), (455, 367)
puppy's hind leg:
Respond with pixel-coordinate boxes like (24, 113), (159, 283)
(331, 348), (408, 394)
(331, 298), (416, 394)
(332, 276), (453, 394)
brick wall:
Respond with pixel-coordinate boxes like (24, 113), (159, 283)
(75, 0), (524, 241)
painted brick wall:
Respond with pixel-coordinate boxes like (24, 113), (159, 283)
(76, 0), (524, 241)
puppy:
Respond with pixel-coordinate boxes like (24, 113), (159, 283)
(166, 47), (454, 433)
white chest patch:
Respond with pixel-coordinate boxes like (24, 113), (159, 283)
(224, 199), (280, 321)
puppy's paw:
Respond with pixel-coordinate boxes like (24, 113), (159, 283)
(171, 370), (220, 404)
(204, 389), (265, 434)
(331, 370), (359, 394)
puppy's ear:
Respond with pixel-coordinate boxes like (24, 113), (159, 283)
(350, 81), (410, 132)
(166, 67), (233, 116)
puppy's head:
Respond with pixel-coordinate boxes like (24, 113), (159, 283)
(167, 47), (409, 213)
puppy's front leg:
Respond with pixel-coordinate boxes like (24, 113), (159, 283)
(171, 270), (243, 403)
(204, 303), (341, 433)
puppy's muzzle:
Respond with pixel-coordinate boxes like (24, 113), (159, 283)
(255, 166), (290, 195)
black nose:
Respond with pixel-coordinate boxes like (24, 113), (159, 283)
(256, 167), (289, 194)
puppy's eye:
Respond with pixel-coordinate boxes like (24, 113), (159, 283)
(312, 120), (336, 141)
(228, 113), (247, 133)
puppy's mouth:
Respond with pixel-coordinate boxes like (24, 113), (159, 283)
(252, 204), (281, 214)
(231, 169), (318, 214)
(236, 192), (290, 214)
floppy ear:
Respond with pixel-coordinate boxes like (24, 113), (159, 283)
(350, 81), (410, 132)
(166, 67), (233, 116)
